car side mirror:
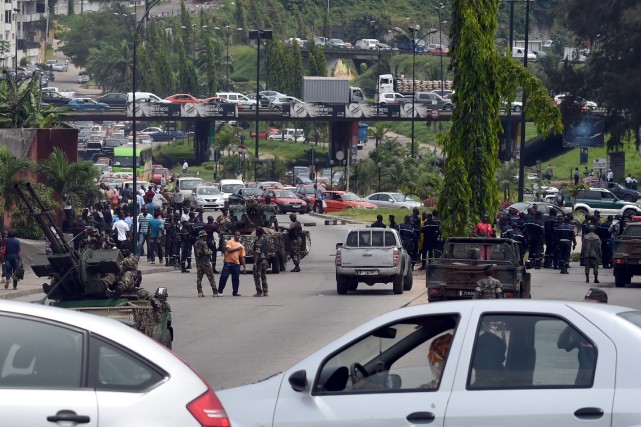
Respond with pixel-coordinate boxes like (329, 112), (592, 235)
(336, 242), (343, 249)
(289, 369), (307, 392)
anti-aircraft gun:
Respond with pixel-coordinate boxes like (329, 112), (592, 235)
(15, 183), (173, 348)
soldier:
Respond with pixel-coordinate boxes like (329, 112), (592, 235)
(371, 214), (386, 228)
(474, 265), (503, 299)
(252, 227), (269, 297)
(287, 213), (303, 272)
(104, 240), (148, 299)
(558, 216), (577, 274)
(215, 208), (231, 233)
(581, 225), (602, 283)
(202, 216), (219, 273)
(597, 215), (613, 269)
(388, 214), (400, 232)
(194, 230), (220, 297)
(165, 214), (180, 268)
(525, 211), (545, 269)
(179, 220), (194, 273)
(260, 195), (279, 229)
(543, 209), (558, 268)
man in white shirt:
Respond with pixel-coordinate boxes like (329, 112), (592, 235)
(606, 169), (613, 182)
(152, 191), (167, 210)
(112, 217), (130, 249)
(625, 175), (633, 188)
(182, 161), (188, 174)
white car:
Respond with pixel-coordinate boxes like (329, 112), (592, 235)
(190, 185), (225, 210)
(0, 299), (231, 426)
(378, 92), (406, 104)
(218, 299), (641, 426)
(364, 192), (423, 209)
(215, 92), (257, 110)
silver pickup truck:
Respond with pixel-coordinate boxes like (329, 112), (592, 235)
(335, 228), (413, 294)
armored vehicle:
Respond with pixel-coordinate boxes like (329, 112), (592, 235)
(15, 183), (173, 347)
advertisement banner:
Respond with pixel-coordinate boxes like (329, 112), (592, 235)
(283, 102), (432, 119)
(562, 115), (605, 148)
(189, 103), (238, 118)
(126, 103), (181, 118)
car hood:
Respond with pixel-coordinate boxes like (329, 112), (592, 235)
(276, 198), (305, 204)
(216, 373), (283, 425)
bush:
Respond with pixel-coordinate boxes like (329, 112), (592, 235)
(10, 184), (61, 240)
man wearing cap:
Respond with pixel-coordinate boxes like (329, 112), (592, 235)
(194, 230), (220, 297)
(584, 287), (608, 303)
(581, 225), (602, 283)
(287, 213), (303, 272)
(474, 265), (503, 299)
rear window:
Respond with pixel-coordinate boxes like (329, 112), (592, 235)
(618, 311), (641, 328)
(346, 230), (397, 247)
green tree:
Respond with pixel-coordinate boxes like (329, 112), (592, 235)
(437, 0), (562, 237)
(307, 38), (327, 77)
(289, 40), (304, 97)
(235, 0), (247, 32)
(0, 76), (58, 128)
(36, 148), (100, 211)
(0, 146), (33, 232)
(204, 38), (219, 95)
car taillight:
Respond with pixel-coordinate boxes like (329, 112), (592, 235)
(503, 291), (515, 298)
(186, 387), (231, 427)
(393, 247), (400, 267)
(615, 258), (622, 265)
(336, 250), (341, 266)
(428, 288), (442, 295)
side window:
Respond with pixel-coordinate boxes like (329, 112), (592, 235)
(371, 231), (384, 246)
(602, 192), (615, 201)
(346, 232), (358, 246)
(468, 314), (597, 390)
(89, 336), (165, 391)
(0, 315), (83, 388)
(358, 231), (371, 247)
(314, 315), (458, 395)
(384, 231), (396, 246)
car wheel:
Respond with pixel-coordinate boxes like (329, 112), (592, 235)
(624, 194), (635, 202)
(270, 255), (281, 274)
(403, 267), (413, 291)
(614, 270), (629, 288)
(273, 106), (281, 111)
(624, 208), (638, 217)
(392, 272), (404, 294)
(336, 274), (349, 294)
(574, 207), (588, 217)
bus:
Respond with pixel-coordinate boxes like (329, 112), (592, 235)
(112, 145), (153, 181)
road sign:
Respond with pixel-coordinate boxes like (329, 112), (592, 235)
(593, 158), (606, 171)
(430, 109), (440, 119)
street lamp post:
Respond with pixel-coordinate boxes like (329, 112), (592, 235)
(393, 25), (437, 159)
(131, 0), (159, 254)
(248, 29), (273, 182)
(517, 0), (532, 202)
(13, 8), (19, 77)
(435, 3), (445, 96)
(214, 25), (243, 91)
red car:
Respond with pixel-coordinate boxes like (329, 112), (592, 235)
(321, 190), (377, 213)
(164, 93), (202, 103)
(202, 96), (229, 104)
(151, 165), (172, 184)
(259, 189), (308, 214)
(431, 47), (449, 56)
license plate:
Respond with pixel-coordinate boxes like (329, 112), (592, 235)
(357, 270), (378, 275)
(459, 290), (476, 297)
(292, 204), (300, 208)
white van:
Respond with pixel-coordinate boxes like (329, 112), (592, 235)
(219, 179), (246, 202)
(512, 47), (537, 61)
(355, 39), (379, 50)
(126, 92), (170, 104)
(267, 128), (305, 142)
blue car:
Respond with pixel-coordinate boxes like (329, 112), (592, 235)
(149, 130), (187, 142)
(68, 98), (111, 111)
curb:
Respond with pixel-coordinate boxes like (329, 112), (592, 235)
(308, 212), (364, 226)
(0, 266), (176, 301)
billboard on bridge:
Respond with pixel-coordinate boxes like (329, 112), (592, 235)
(126, 102), (238, 118)
(283, 102), (442, 119)
(562, 115), (605, 148)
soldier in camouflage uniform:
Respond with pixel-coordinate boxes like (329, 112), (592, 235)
(286, 213), (303, 272)
(252, 227), (269, 297)
(194, 230), (220, 297)
(260, 195), (279, 229)
(474, 265), (503, 299)
(103, 241), (149, 299)
(84, 227), (103, 250)
(581, 225), (602, 283)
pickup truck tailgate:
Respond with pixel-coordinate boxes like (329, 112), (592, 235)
(339, 246), (394, 268)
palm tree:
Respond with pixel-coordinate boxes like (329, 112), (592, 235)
(37, 148), (100, 211)
(0, 74), (58, 128)
(0, 146), (33, 232)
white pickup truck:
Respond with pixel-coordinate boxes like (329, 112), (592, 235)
(335, 228), (413, 295)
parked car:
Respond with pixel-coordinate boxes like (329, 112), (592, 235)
(51, 63), (68, 72)
(402, 92), (455, 111)
(164, 93), (202, 103)
(68, 98), (110, 111)
(268, 96), (303, 111)
(267, 128), (305, 142)
(591, 181), (641, 202)
(570, 188), (641, 217)
(327, 38), (346, 49)
(431, 46), (449, 56)
(235, 187), (264, 198)
(321, 190), (377, 212)
(259, 189), (308, 214)
(140, 127), (164, 135)
(151, 166), (172, 184)
(78, 72), (90, 83)
(364, 192), (423, 209)
(96, 92), (127, 108)
(218, 299), (639, 426)
(378, 92), (406, 104)
(202, 96), (229, 104)
(0, 299), (231, 426)
(246, 93), (272, 109)
(190, 185), (225, 210)
(149, 130), (187, 142)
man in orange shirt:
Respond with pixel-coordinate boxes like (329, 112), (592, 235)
(217, 231), (246, 296)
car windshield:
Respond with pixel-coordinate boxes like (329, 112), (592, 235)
(222, 184), (244, 193)
(341, 192), (362, 201)
(242, 189), (263, 196)
(153, 168), (168, 175)
(197, 187), (220, 195)
(275, 191), (297, 199)
(180, 180), (202, 190)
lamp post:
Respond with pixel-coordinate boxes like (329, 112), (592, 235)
(214, 25), (243, 91)
(393, 25), (437, 158)
(248, 29), (273, 183)
(517, 0), (532, 202)
(131, 0), (159, 254)
(13, 8), (19, 77)
(435, 3), (445, 96)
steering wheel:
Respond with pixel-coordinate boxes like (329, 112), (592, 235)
(351, 363), (368, 380)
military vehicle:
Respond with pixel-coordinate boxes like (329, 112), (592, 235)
(426, 237), (531, 302)
(15, 183), (173, 347)
(219, 194), (311, 273)
(612, 220), (641, 287)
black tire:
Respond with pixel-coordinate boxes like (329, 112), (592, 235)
(614, 270), (628, 288)
(337, 274), (349, 294)
(273, 106), (281, 111)
(624, 194), (635, 202)
(403, 266), (413, 291)
(271, 256), (281, 274)
(623, 208), (638, 218)
(574, 207), (588, 217)
(392, 273), (404, 294)
(348, 281), (358, 291)
(513, 106), (522, 112)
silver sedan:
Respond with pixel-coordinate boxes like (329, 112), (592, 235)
(364, 192), (423, 209)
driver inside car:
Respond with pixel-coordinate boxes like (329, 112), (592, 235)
(351, 361), (389, 390)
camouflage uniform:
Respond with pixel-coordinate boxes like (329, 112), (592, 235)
(253, 235), (269, 296)
(260, 203), (279, 229)
(194, 234), (219, 297)
(265, 228), (286, 271)
(581, 231), (602, 283)
(288, 218), (303, 271)
(215, 213), (232, 233)
(474, 277), (502, 299)
(120, 253), (149, 299)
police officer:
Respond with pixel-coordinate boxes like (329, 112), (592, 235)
(525, 211), (545, 269)
(419, 213), (440, 270)
(287, 213), (303, 272)
(179, 220), (194, 273)
(510, 221), (528, 263)
(543, 209), (558, 268)
(165, 214), (180, 268)
(371, 214), (386, 228)
(252, 227), (269, 297)
(388, 214), (400, 232)
(473, 265), (502, 299)
(558, 216), (577, 274)
(581, 225), (602, 283)
(399, 215), (418, 267)
(598, 215), (613, 269)
(194, 230), (220, 297)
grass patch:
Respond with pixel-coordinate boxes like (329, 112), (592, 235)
(325, 207), (430, 224)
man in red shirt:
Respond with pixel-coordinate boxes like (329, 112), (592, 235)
(473, 214), (495, 237)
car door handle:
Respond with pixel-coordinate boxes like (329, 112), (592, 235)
(407, 411), (436, 424)
(47, 410), (91, 424)
(574, 407), (604, 420)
